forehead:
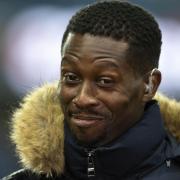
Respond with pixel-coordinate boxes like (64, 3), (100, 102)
(62, 33), (129, 62)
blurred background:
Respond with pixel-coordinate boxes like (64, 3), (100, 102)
(0, 0), (180, 178)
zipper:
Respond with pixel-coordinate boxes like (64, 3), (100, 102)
(86, 149), (96, 178)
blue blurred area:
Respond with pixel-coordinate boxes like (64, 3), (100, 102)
(0, 0), (179, 178)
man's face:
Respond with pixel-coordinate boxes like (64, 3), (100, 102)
(59, 33), (145, 146)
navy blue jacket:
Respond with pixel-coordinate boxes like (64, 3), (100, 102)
(3, 101), (180, 180)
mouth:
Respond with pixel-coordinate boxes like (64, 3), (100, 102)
(71, 113), (104, 127)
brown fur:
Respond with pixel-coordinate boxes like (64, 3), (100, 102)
(155, 93), (180, 141)
(11, 83), (64, 176)
(11, 82), (180, 175)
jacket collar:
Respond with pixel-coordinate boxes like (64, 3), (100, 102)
(64, 101), (168, 179)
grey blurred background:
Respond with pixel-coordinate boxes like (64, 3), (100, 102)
(0, 0), (180, 178)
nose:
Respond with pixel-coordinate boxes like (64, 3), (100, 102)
(72, 81), (99, 108)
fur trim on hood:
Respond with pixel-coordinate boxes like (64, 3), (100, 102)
(11, 82), (180, 176)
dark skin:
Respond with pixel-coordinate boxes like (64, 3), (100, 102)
(59, 33), (161, 147)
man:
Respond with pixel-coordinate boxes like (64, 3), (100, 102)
(3, 1), (180, 179)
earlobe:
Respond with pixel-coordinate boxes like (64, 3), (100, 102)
(143, 68), (161, 103)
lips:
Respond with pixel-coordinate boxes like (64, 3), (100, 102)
(71, 113), (104, 127)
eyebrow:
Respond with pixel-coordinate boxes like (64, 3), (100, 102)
(61, 56), (79, 65)
(93, 59), (120, 69)
(61, 56), (120, 69)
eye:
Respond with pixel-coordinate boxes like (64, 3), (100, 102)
(97, 77), (115, 87)
(61, 72), (81, 84)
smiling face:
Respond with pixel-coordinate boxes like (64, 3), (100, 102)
(59, 33), (146, 147)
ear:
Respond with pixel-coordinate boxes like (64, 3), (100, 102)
(142, 69), (161, 103)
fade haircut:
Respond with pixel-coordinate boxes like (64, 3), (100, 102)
(61, 1), (162, 75)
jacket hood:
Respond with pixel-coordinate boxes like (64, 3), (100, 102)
(11, 82), (180, 176)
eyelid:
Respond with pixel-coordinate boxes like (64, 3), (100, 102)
(63, 72), (75, 76)
(61, 71), (76, 77)
(98, 76), (115, 81)
(96, 76), (115, 87)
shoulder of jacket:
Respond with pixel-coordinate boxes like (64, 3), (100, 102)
(1, 169), (37, 180)
(2, 169), (67, 180)
(142, 160), (180, 180)
(2, 169), (25, 180)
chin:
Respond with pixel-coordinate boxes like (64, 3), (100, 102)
(76, 132), (108, 148)
(66, 117), (109, 147)
(70, 126), (104, 147)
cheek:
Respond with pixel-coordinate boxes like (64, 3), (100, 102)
(108, 89), (143, 129)
(59, 85), (76, 103)
(59, 86), (77, 114)
(99, 91), (130, 116)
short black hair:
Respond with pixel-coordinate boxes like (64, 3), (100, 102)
(61, 1), (162, 75)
